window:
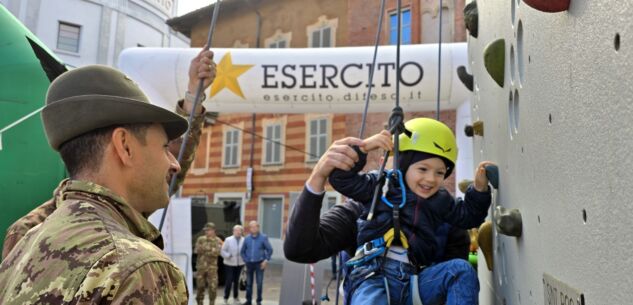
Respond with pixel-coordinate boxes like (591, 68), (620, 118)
(192, 130), (210, 172)
(263, 123), (283, 165)
(223, 129), (241, 168)
(320, 193), (340, 215)
(57, 22), (81, 53)
(307, 16), (338, 48)
(214, 193), (245, 224)
(265, 29), (292, 49)
(389, 9), (412, 45)
(311, 27), (332, 48)
(260, 196), (283, 239)
(268, 40), (287, 48)
(307, 118), (328, 162)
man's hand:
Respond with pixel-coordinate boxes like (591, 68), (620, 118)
(184, 47), (216, 114)
(260, 260), (267, 270)
(306, 137), (365, 193)
(474, 161), (496, 192)
(360, 130), (393, 153)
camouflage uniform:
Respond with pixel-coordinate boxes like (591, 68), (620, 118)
(1, 100), (204, 260)
(195, 233), (223, 305)
(0, 180), (189, 304)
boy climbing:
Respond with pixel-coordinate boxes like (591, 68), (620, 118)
(328, 117), (494, 305)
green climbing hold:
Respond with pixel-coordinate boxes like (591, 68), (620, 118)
(483, 39), (505, 87)
(468, 252), (478, 268)
(464, 1), (478, 38)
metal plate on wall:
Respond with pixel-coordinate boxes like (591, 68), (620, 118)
(543, 273), (585, 305)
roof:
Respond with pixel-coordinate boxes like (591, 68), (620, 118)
(167, 0), (245, 38)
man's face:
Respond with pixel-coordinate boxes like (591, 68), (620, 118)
(233, 227), (242, 238)
(404, 157), (446, 199)
(249, 222), (260, 235)
(129, 124), (181, 213)
(205, 228), (216, 237)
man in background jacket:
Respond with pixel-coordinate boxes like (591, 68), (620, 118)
(240, 221), (273, 305)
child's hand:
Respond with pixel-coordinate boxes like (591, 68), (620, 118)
(360, 130), (393, 153)
(474, 161), (496, 192)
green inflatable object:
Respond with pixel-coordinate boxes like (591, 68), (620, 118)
(483, 39), (505, 87)
(468, 251), (478, 268)
(0, 5), (67, 259)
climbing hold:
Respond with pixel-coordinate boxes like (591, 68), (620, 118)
(458, 179), (473, 193)
(477, 221), (493, 271)
(464, 125), (474, 137)
(484, 164), (499, 189)
(468, 252), (478, 268)
(494, 206), (523, 237)
(464, 1), (478, 38)
(472, 120), (484, 136)
(483, 39), (505, 87)
(523, 0), (570, 13)
(457, 66), (474, 91)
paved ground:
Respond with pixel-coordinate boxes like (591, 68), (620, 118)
(198, 263), (342, 305)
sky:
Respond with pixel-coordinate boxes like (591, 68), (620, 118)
(177, 0), (217, 16)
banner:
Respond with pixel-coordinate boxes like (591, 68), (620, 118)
(118, 43), (469, 113)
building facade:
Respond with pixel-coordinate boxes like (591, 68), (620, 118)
(168, 0), (465, 259)
(1, 0), (189, 67)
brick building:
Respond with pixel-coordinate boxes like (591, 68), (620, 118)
(167, 0), (465, 258)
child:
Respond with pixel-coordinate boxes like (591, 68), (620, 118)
(329, 118), (494, 305)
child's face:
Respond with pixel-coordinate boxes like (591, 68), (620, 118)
(404, 157), (447, 199)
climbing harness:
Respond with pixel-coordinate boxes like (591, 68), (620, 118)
(159, 1), (222, 232)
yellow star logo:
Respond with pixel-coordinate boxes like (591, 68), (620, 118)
(209, 52), (254, 99)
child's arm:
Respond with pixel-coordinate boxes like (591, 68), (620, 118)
(328, 131), (393, 204)
(442, 161), (496, 229)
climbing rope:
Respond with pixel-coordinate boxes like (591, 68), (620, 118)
(159, 0), (222, 232)
(436, 0), (443, 121)
(358, 0), (387, 140)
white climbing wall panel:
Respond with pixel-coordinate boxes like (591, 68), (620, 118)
(469, 0), (633, 304)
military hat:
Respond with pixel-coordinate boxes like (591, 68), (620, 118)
(41, 65), (188, 151)
(203, 222), (215, 230)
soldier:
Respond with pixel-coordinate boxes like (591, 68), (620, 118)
(1, 49), (214, 261)
(0, 48), (216, 304)
(195, 222), (223, 305)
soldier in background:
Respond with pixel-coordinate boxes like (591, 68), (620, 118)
(195, 222), (223, 305)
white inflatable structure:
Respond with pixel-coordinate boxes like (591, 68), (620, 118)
(118, 43), (470, 113)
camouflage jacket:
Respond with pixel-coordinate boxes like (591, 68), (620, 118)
(1, 101), (204, 260)
(0, 180), (189, 304)
(195, 235), (222, 271)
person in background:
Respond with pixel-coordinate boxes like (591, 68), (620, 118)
(195, 222), (223, 305)
(222, 224), (245, 304)
(240, 221), (273, 305)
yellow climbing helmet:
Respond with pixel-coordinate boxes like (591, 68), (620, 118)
(398, 118), (458, 168)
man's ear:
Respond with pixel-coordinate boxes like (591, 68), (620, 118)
(111, 127), (135, 167)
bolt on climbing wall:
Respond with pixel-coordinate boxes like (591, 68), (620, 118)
(467, 0), (633, 304)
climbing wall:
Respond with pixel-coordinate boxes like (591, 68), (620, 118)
(468, 0), (633, 304)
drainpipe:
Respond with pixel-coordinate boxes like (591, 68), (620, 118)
(246, 0), (261, 201)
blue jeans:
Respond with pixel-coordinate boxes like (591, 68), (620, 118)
(348, 258), (479, 305)
(245, 261), (264, 304)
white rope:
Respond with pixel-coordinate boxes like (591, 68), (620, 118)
(0, 106), (45, 151)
